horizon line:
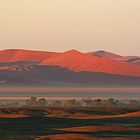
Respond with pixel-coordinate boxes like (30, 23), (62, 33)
(0, 48), (138, 57)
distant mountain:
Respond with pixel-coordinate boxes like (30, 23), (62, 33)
(89, 50), (140, 64)
(0, 49), (139, 86)
(115, 56), (140, 62)
(89, 50), (122, 59)
(132, 60), (140, 65)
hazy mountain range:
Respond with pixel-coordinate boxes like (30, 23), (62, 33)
(0, 49), (140, 87)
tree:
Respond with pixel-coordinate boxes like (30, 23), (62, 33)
(82, 98), (93, 107)
(38, 98), (48, 106)
(129, 100), (139, 108)
(94, 99), (104, 107)
(26, 96), (38, 106)
(52, 100), (62, 107)
(6, 102), (19, 107)
(105, 98), (119, 107)
(64, 99), (77, 107)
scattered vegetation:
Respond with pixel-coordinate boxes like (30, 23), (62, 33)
(23, 97), (140, 108)
(0, 97), (139, 139)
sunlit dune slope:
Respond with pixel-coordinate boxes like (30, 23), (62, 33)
(41, 50), (140, 77)
(117, 111), (140, 117)
(59, 126), (140, 133)
(0, 49), (140, 77)
(36, 134), (137, 140)
(0, 49), (60, 62)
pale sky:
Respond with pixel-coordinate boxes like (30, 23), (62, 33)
(0, 0), (140, 56)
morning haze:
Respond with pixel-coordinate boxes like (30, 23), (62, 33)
(0, 0), (140, 55)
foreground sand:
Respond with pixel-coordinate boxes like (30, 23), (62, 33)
(36, 134), (140, 140)
(0, 106), (139, 140)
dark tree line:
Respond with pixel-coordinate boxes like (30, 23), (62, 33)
(0, 97), (139, 108)
(25, 97), (140, 108)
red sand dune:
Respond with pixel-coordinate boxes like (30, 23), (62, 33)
(41, 50), (140, 77)
(117, 111), (140, 117)
(46, 110), (140, 119)
(0, 49), (60, 62)
(36, 134), (94, 140)
(36, 134), (137, 140)
(0, 49), (140, 77)
(0, 114), (28, 118)
(59, 126), (140, 132)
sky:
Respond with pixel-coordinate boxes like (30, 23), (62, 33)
(0, 0), (140, 56)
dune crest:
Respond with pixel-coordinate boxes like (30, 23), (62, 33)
(0, 49), (140, 77)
